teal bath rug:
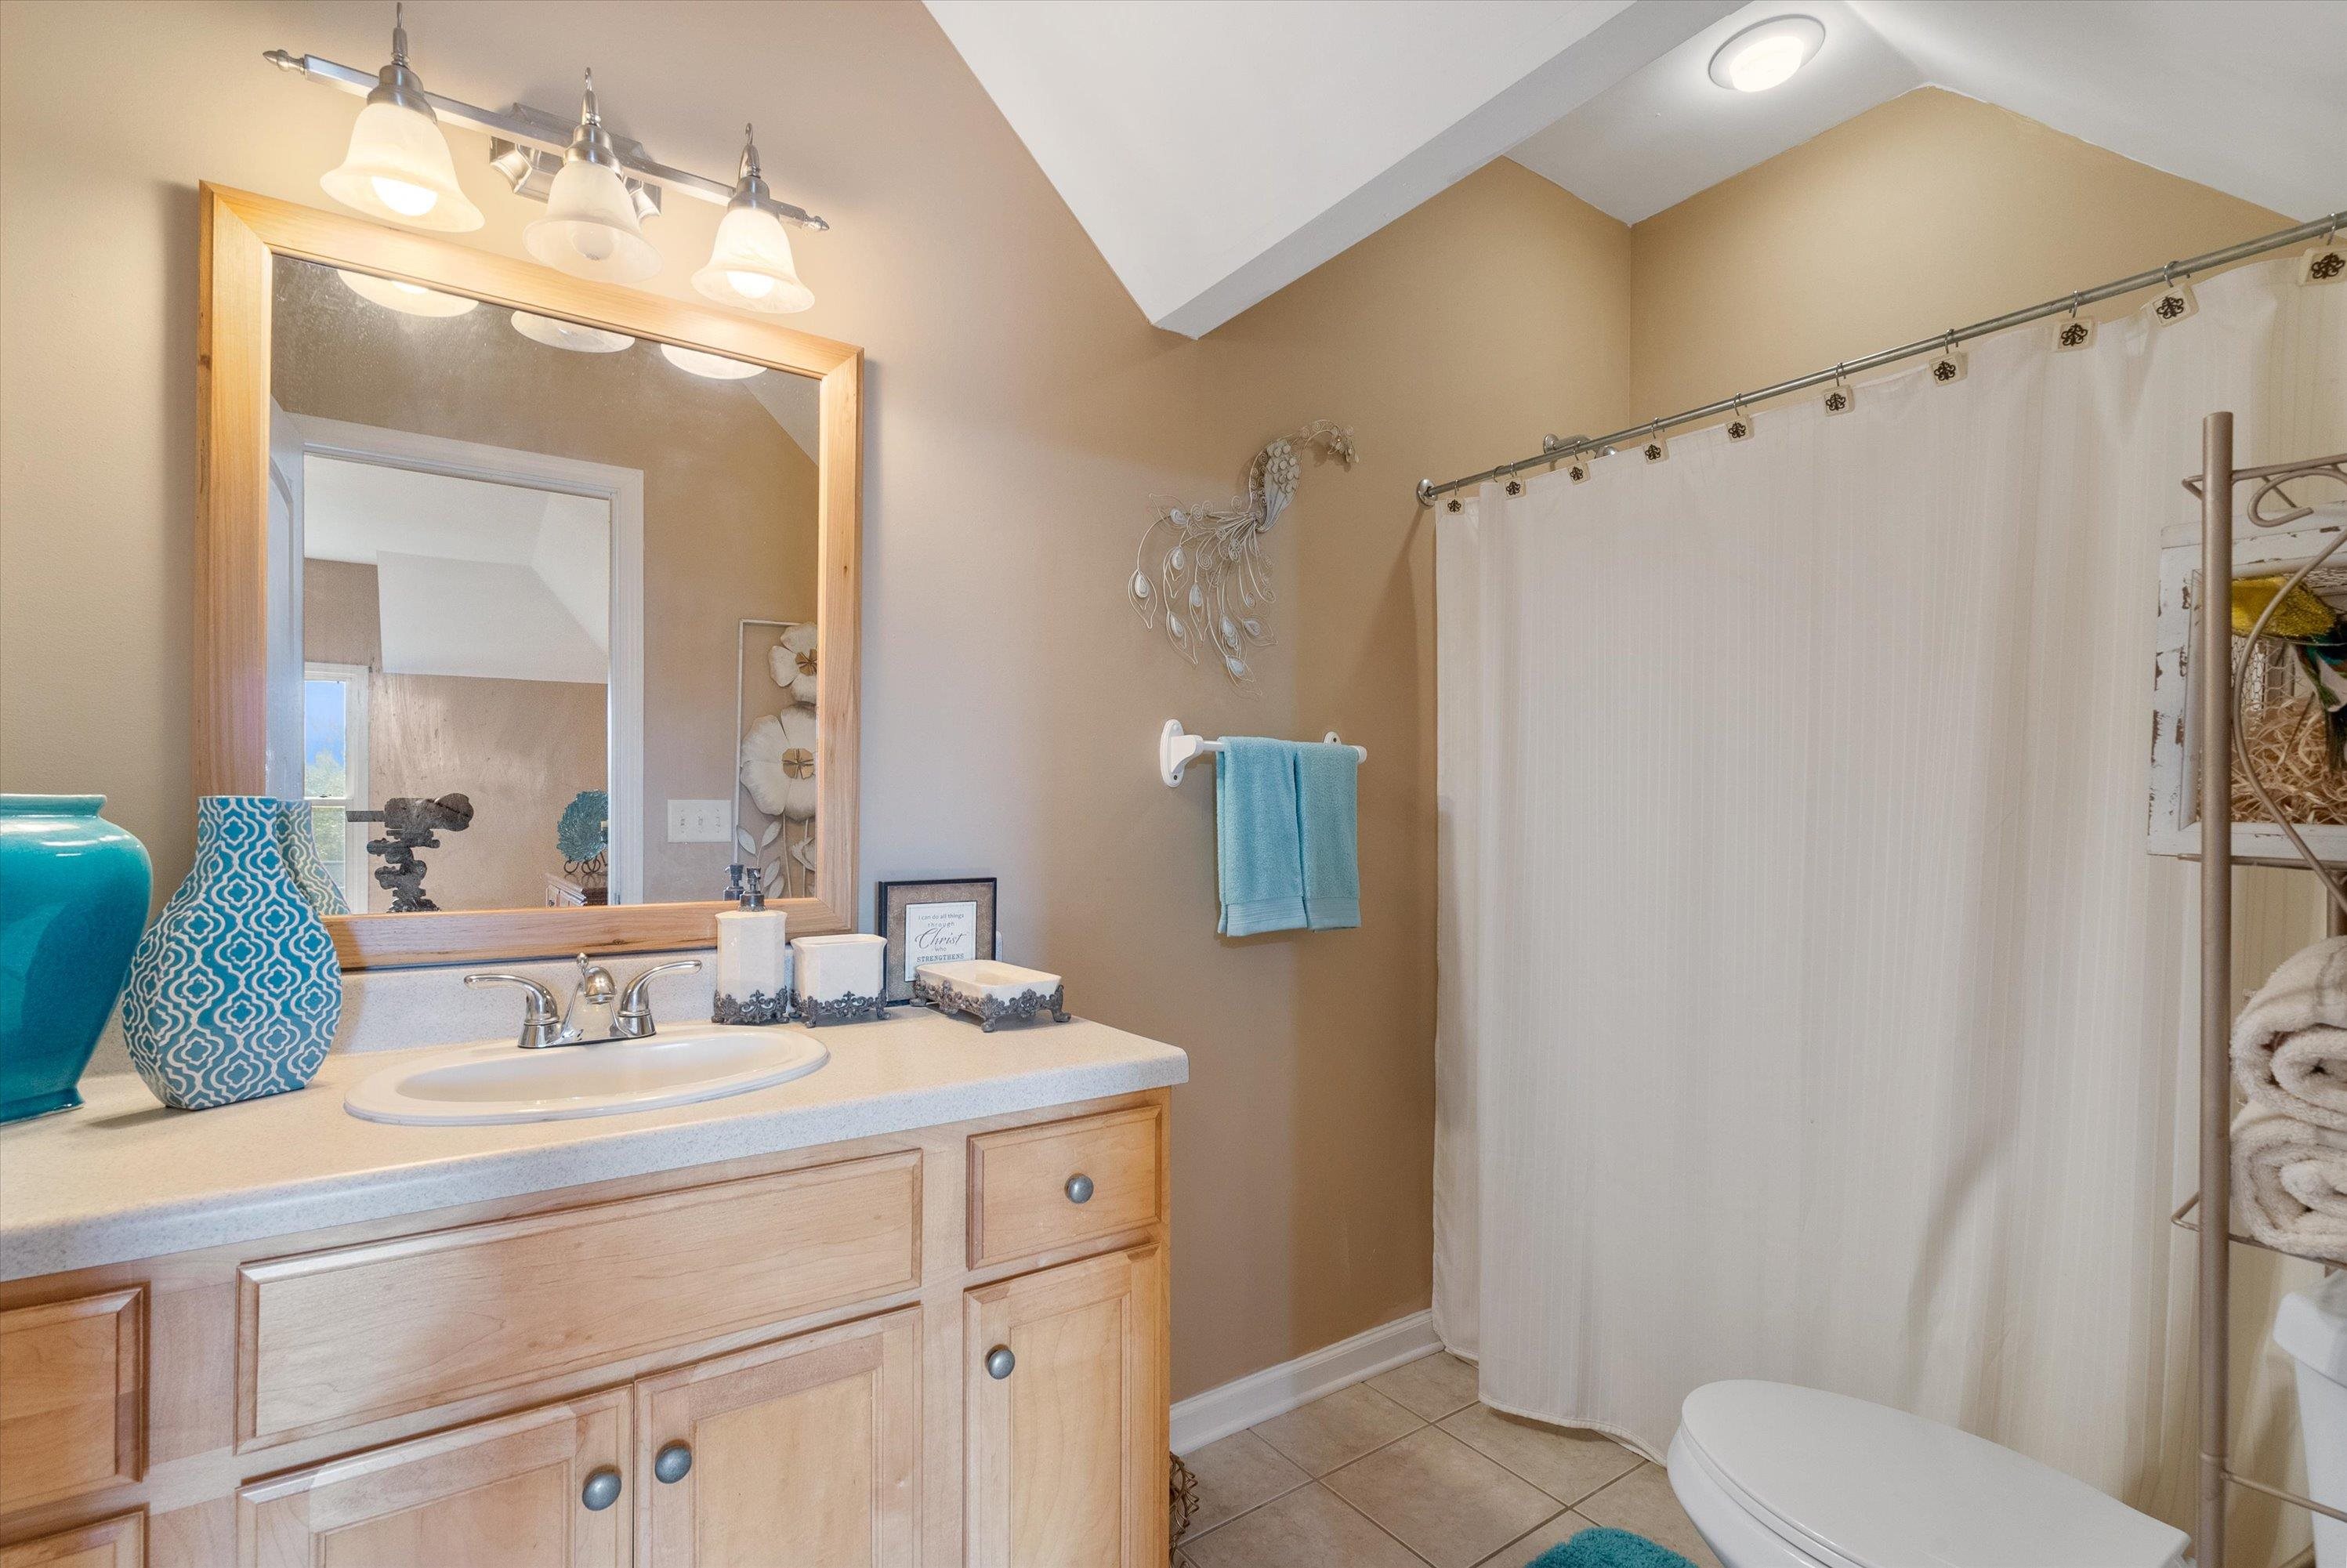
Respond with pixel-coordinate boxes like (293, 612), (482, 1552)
(1531, 1526), (1700, 1568)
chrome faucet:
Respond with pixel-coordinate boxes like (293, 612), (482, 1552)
(466, 954), (704, 1048)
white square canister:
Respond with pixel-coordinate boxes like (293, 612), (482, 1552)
(790, 932), (887, 1026)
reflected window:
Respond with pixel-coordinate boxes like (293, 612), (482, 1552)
(303, 662), (370, 902)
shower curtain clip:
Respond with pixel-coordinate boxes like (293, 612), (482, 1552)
(2054, 290), (2096, 352)
(2150, 259), (2198, 324)
(1639, 419), (1669, 465)
(1929, 329), (1968, 386)
(1726, 396), (1754, 444)
(2302, 219), (2345, 288)
(1823, 364), (1855, 417)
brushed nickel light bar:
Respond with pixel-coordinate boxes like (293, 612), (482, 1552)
(1417, 210), (2345, 505)
(263, 46), (829, 232)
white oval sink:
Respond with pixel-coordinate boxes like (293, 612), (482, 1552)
(345, 1028), (830, 1125)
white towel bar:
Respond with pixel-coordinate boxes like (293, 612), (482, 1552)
(1159, 719), (1367, 787)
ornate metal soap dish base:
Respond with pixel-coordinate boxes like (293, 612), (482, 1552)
(912, 977), (1071, 1033)
(792, 990), (887, 1027)
(712, 990), (791, 1026)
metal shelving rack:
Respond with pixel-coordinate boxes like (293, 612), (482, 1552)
(2186, 415), (2347, 1566)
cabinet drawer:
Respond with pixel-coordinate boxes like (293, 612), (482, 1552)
(969, 1107), (1161, 1269)
(0, 1287), (143, 1514)
(240, 1150), (921, 1447)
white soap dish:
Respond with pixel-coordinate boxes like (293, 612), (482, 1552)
(913, 961), (1070, 1032)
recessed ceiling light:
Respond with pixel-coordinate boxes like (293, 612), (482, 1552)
(336, 269), (479, 317)
(658, 343), (765, 381)
(1708, 14), (1825, 93)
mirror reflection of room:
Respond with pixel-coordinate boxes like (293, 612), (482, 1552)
(268, 255), (821, 914)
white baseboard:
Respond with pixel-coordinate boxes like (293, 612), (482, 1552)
(1171, 1309), (1443, 1455)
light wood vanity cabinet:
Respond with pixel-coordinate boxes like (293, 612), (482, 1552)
(0, 1089), (1170, 1568)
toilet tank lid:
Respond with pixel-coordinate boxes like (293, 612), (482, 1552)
(2274, 1269), (2347, 1383)
(1677, 1382), (2188, 1568)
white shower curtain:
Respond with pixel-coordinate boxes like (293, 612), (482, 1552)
(1436, 255), (2346, 1528)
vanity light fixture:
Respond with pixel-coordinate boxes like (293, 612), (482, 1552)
(524, 72), (663, 284)
(316, 5), (482, 230)
(659, 343), (766, 381)
(336, 268), (480, 317)
(694, 127), (816, 314)
(510, 311), (635, 353)
(1707, 14), (1825, 93)
(269, 13), (829, 305)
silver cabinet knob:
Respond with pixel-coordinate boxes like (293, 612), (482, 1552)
(1065, 1173), (1094, 1204)
(654, 1441), (694, 1484)
(581, 1466), (622, 1511)
(985, 1345), (1016, 1380)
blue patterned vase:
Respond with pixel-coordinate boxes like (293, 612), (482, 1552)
(121, 795), (342, 1110)
(0, 795), (151, 1124)
(273, 799), (348, 918)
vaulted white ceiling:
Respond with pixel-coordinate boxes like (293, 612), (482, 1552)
(928, 0), (2347, 338)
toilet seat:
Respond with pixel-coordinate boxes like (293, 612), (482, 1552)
(1668, 1382), (2189, 1568)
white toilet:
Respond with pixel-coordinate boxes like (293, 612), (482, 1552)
(2274, 1270), (2347, 1566)
(1666, 1381), (2188, 1568)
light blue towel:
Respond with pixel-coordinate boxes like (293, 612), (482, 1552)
(1297, 741), (1360, 930)
(1216, 737), (1306, 935)
(1215, 738), (1360, 935)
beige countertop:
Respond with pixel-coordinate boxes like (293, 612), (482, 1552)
(0, 1010), (1187, 1281)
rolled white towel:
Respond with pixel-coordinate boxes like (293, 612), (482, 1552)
(2233, 1103), (2347, 1263)
(2233, 935), (2347, 1132)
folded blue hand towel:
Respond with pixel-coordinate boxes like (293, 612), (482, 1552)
(1297, 741), (1360, 930)
(1217, 737), (1307, 936)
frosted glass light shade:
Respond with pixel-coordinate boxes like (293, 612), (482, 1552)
(511, 311), (635, 353)
(321, 99), (483, 231)
(660, 343), (765, 381)
(337, 269), (480, 317)
(525, 158), (661, 283)
(694, 205), (813, 313)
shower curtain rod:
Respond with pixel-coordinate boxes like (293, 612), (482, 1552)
(1414, 209), (2347, 506)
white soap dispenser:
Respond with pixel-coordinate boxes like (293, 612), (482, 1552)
(713, 865), (790, 1024)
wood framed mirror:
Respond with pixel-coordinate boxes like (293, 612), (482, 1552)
(195, 185), (860, 969)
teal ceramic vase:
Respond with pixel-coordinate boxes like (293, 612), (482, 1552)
(0, 795), (152, 1124)
(273, 799), (347, 918)
(120, 795), (342, 1110)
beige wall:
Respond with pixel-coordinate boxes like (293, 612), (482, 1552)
(0, 0), (2306, 1421)
(1626, 88), (2288, 420)
(270, 253), (820, 904)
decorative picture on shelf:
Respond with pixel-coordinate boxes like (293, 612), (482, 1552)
(737, 619), (819, 900)
(877, 877), (998, 1005)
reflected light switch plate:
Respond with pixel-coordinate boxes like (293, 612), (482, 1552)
(668, 799), (731, 842)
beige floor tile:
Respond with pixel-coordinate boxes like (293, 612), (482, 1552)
(1252, 1383), (1425, 1476)
(1324, 1426), (1561, 1568)
(1576, 1463), (1723, 1568)
(1438, 1405), (1644, 1506)
(1179, 1429), (1312, 1537)
(1472, 1508), (1596, 1568)
(1371, 1352), (1481, 1421)
(1181, 1481), (1429, 1568)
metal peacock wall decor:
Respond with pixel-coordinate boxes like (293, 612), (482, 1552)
(1127, 421), (1356, 686)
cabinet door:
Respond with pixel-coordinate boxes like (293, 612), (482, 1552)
(636, 1308), (919, 1567)
(237, 1389), (627, 1568)
(0, 1510), (144, 1568)
(964, 1244), (1165, 1568)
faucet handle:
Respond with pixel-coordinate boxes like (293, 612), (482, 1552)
(465, 972), (566, 1048)
(618, 958), (704, 1037)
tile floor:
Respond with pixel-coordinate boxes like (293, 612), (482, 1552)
(1172, 1352), (1722, 1568)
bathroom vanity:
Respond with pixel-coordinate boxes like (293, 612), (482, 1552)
(0, 1012), (1185, 1566)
